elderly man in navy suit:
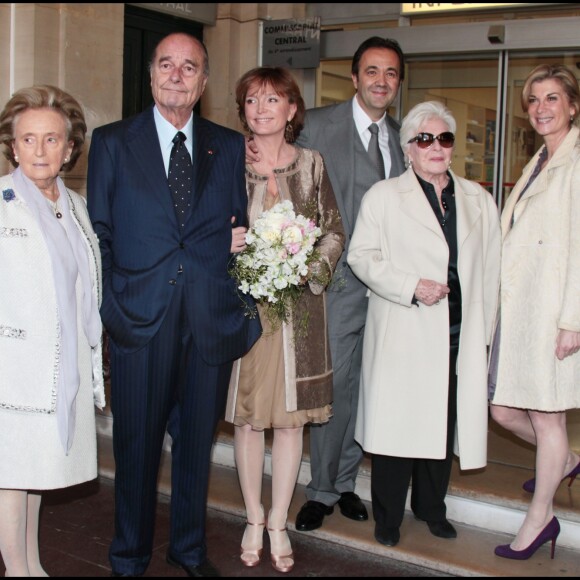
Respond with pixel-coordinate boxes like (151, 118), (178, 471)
(88, 33), (260, 577)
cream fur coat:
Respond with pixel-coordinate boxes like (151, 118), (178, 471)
(491, 126), (580, 411)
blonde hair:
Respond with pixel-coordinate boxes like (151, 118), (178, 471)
(521, 64), (580, 125)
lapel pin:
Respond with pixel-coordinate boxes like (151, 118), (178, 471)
(2, 188), (16, 202)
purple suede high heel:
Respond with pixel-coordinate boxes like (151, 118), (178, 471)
(523, 459), (580, 493)
(494, 517), (560, 560)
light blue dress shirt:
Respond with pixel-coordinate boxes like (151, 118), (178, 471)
(153, 106), (194, 176)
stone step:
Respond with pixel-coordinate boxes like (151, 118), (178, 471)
(205, 462), (580, 577)
(211, 420), (580, 545)
(96, 415), (580, 576)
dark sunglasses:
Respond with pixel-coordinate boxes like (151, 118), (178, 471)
(408, 132), (455, 149)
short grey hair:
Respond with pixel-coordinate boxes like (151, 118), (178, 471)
(149, 33), (210, 78)
(400, 101), (457, 164)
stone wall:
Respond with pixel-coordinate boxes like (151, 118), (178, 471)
(203, 3), (307, 133)
(0, 3), (124, 193)
(0, 3), (307, 192)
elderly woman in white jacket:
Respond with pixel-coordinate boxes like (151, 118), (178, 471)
(0, 86), (103, 577)
(347, 101), (500, 548)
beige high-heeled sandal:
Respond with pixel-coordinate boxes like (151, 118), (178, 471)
(267, 525), (294, 573)
(240, 520), (265, 567)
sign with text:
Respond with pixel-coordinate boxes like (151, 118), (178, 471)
(402, 3), (560, 15)
(129, 3), (217, 25)
(261, 18), (321, 69)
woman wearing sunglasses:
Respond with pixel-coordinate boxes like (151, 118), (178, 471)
(347, 101), (501, 547)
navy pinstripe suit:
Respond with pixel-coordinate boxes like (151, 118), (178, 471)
(87, 107), (261, 575)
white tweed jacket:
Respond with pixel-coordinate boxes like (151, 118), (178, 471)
(0, 173), (105, 413)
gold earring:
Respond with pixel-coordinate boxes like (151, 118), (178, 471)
(284, 121), (295, 143)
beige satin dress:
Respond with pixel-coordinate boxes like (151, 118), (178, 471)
(233, 191), (332, 430)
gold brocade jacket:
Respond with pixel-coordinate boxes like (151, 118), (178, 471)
(225, 147), (345, 418)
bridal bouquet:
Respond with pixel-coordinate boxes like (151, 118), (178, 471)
(230, 200), (322, 328)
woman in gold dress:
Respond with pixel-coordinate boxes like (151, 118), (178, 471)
(226, 67), (344, 573)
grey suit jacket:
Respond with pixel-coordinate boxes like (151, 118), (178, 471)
(297, 99), (405, 237)
(296, 99), (405, 335)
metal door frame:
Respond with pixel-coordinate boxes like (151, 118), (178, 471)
(315, 15), (580, 204)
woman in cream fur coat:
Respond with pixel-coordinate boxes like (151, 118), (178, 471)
(490, 65), (580, 561)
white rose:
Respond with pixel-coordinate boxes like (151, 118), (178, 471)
(273, 277), (289, 290)
(282, 225), (304, 245)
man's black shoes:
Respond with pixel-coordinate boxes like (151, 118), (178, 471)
(166, 553), (221, 577)
(295, 500), (334, 531)
(295, 493), (368, 531)
(337, 492), (368, 522)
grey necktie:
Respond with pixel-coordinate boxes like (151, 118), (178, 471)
(168, 131), (193, 228)
(368, 123), (386, 180)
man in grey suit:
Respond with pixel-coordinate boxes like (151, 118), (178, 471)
(294, 37), (406, 531)
(244, 36), (406, 531)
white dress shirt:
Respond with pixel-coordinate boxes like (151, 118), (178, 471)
(352, 96), (391, 179)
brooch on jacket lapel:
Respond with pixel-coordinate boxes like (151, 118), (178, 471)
(2, 188), (16, 202)
(207, 149), (214, 156)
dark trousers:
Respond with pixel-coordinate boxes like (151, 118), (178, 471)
(108, 283), (232, 575)
(371, 349), (458, 531)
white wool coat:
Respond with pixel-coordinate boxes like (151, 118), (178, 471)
(347, 168), (500, 469)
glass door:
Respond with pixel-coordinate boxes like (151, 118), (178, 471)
(502, 52), (579, 208)
(320, 49), (580, 451)
(319, 55), (503, 196)
(321, 52), (579, 206)
(404, 56), (500, 197)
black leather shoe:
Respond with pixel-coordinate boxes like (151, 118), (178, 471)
(166, 553), (221, 577)
(295, 500), (334, 531)
(337, 492), (368, 521)
(374, 525), (400, 547)
(426, 519), (457, 539)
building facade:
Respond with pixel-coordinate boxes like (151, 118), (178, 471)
(1, 1), (579, 546)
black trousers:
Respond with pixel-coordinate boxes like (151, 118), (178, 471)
(371, 349), (458, 531)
